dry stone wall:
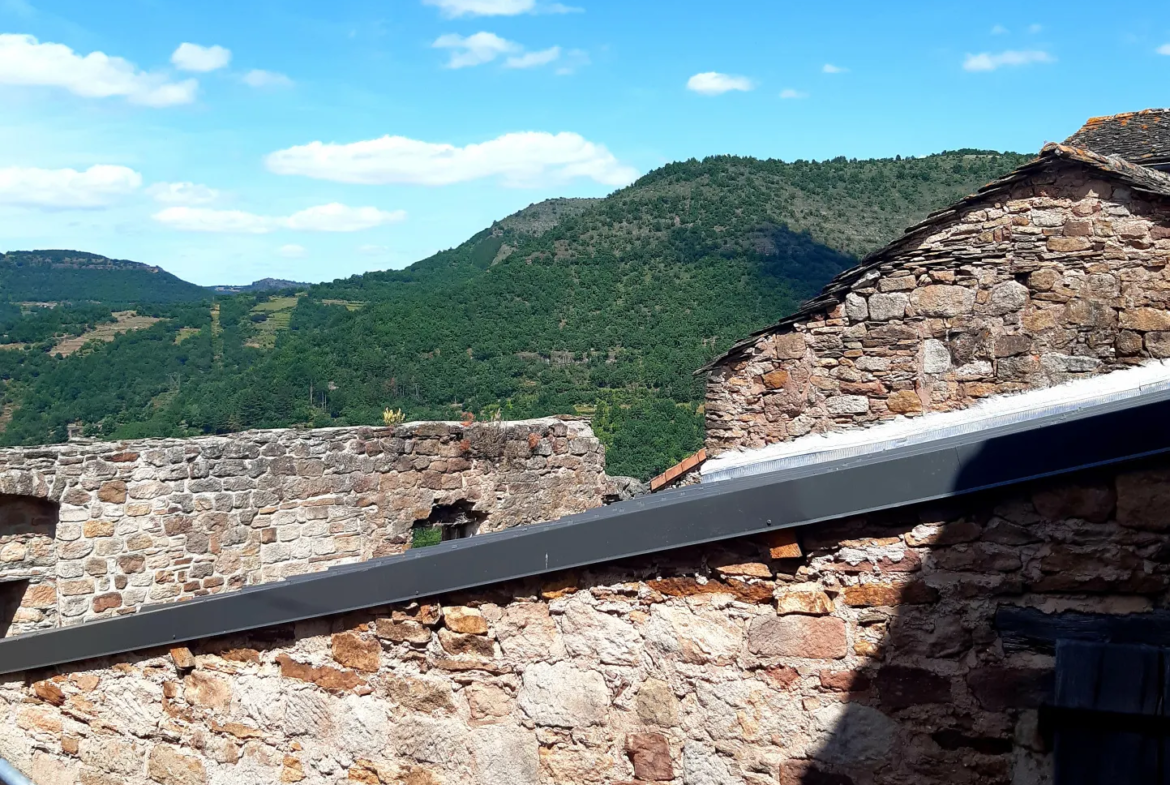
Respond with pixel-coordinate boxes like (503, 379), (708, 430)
(4, 459), (1169, 784)
(706, 161), (1170, 454)
(0, 419), (631, 635)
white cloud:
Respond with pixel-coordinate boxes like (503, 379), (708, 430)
(423, 0), (577, 17)
(243, 69), (293, 88)
(505, 46), (561, 69)
(277, 243), (307, 258)
(0, 164), (141, 208)
(0, 33), (197, 106)
(1158, 43), (1170, 55)
(686, 72), (753, 95)
(822, 63), (848, 73)
(153, 203), (405, 234)
(779, 88), (808, 99)
(962, 50), (1055, 71)
(991, 24), (1009, 35)
(555, 48), (590, 75)
(171, 43), (231, 73)
(433, 32), (518, 68)
(357, 244), (389, 255)
(146, 181), (219, 206)
(266, 131), (638, 188)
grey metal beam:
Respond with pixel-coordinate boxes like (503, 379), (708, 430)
(3, 387), (1170, 675)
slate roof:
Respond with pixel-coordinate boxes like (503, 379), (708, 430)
(1065, 109), (1170, 166)
(698, 143), (1170, 372)
(1, 382), (1169, 674)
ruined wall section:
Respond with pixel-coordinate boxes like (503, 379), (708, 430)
(706, 162), (1170, 454)
(3, 461), (1168, 785)
(0, 419), (623, 634)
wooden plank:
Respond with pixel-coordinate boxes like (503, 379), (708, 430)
(1053, 641), (1163, 784)
(997, 607), (1170, 655)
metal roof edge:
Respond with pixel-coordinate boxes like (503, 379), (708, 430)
(3, 389), (1170, 675)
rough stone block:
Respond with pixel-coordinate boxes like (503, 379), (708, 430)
(748, 615), (846, 659)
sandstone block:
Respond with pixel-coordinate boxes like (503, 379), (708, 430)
(967, 667), (1053, 712)
(438, 628), (495, 658)
(92, 592), (122, 613)
(811, 703), (897, 765)
(843, 581), (937, 607)
(1147, 331), (1170, 358)
(987, 280), (1030, 315)
(826, 395), (869, 416)
(83, 520), (116, 538)
(845, 293), (868, 321)
(98, 480), (127, 504)
(1047, 236), (1091, 252)
(748, 615), (846, 659)
(33, 680), (66, 706)
(775, 583), (832, 615)
(1121, 307), (1170, 332)
(332, 631), (381, 672)
(626, 733), (673, 782)
(761, 529), (802, 559)
(1116, 469), (1170, 531)
(922, 339), (952, 374)
(1032, 482), (1115, 522)
(910, 285), (975, 317)
(374, 619), (432, 645)
(148, 745), (206, 785)
(276, 654), (365, 693)
(444, 606), (488, 635)
(876, 665), (951, 710)
(885, 390), (922, 414)
(761, 369), (789, 390)
(773, 333), (807, 360)
(184, 672), (231, 710)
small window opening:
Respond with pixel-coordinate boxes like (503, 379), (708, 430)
(0, 579), (29, 637)
(410, 501), (487, 549)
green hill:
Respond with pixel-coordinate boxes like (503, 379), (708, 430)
(0, 150), (1033, 478)
(0, 250), (208, 305)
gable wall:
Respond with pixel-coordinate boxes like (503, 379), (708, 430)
(705, 162), (1170, 455)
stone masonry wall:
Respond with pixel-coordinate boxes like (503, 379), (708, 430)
(706, 161), (1170, 454)
(4, 458), (1169, 785)
(0, 419), (628, 636)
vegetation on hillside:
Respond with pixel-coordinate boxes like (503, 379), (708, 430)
(0, 150), (1031, 478)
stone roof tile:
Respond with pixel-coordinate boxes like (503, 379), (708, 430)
(1064, 109), (1170, 166)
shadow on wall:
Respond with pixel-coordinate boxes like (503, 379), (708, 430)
(789, 440), (1170, 784)
(0, 493), (58, 637)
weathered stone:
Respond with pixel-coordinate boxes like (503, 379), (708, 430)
(885, 390), (922, 414)
(170, 647), (196, 670)
(561, 601), (641, 665)
(276, 654), (365, 692)
(438, 628), (495, 658)
(183, 672), (231, 710)
(910, 285), (976, 317)
(1121, 307), (1170, 332)
(774, 332), (807, 360)
(443, 606), (488, 635)
(33, 680), (66, 706)
(967, 667), (1053, 712)
(842, 581), (937, 607)
(97, 480), (127, 504)
(147, 745), (206, 785)
(518, 661), (609, 728)
(385, 675), (455, 714)
(635, 678), (679, 727)
(775, 582), (833, 615)
(92, 592), (121, 613)
(644, 605), (741, 664)
(374, 619), (433, 645)
(987, 280), (1030, 315)
(826, 395), (869, 416)
(748, 615), (846, 659)
(922, 339), (952, 374)
(1032, 482), (1115, 523)
(1116, 469), (1170, 531)
(844, 293), (868, 321)
(331, 631), (381, 672)
(762, 369), (789, 390)
(876, 666), (951, 710)
(868, 292), (909, 322)
(626, 733), (673, 782)
(812, 703), (897, 765)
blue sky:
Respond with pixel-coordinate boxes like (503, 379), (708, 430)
(0, 0), (1167, 285)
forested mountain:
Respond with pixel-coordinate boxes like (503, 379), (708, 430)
(0, 150), (1032, 478)
(0, 251), (207, 305)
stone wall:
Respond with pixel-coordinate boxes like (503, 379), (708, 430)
(0, 419), (630, 635)
(3, 457), (1168, 784)
(705, 161), (1170, 454)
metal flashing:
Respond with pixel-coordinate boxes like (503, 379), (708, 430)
(3, 387), (1170, 675)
